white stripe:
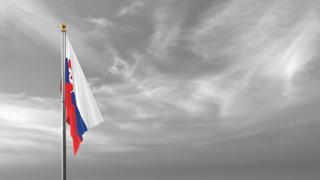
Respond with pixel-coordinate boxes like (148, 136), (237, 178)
(66, 36), (104, 128)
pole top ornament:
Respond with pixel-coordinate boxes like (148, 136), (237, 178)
(61, 24), (66, 32)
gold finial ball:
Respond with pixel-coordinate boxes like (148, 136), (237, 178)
(61, 24), (66, 32)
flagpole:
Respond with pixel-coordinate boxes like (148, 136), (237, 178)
(60, 23), (67, 180)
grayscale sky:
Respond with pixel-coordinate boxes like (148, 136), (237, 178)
(0, 0), (319, 180)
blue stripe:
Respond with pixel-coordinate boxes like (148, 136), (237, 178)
(65, 58), (70, 83)
(71, 92), (88, 140)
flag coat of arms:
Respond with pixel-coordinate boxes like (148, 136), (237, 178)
(64, 36), (104, 155)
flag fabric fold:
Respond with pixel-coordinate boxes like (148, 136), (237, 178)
(64, 36), (104, 155)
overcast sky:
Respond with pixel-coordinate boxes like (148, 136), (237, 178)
(0, 0), (319, 180)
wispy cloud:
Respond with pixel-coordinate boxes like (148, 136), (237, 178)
(186, 0), (320, 116)
(116, 1), (145, 17)
(147, 6), (180, 58)
(0, 93), (60, 166)
(84, 17), (113, 28)
(0, 0), (60, 46)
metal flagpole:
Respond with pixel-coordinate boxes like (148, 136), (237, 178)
(60, 23), (67, 180)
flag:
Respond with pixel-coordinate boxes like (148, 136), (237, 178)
(64, 36), (104, 155)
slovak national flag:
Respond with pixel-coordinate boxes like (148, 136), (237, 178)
(64, 36), (104, 155)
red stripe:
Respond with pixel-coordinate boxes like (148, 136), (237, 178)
(65, 82), (82, 155)
(66, 58), (82, 155)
